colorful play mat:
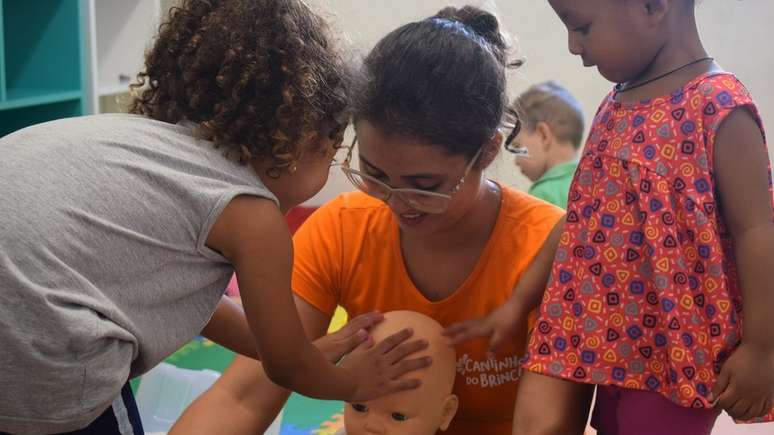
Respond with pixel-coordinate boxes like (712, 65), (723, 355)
(132, 306), (350, 434)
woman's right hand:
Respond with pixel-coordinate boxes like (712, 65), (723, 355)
(339, 328), (432, 403)
(443, 300), (526, 356)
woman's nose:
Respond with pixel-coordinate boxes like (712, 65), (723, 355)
(386, 194), (414, 215)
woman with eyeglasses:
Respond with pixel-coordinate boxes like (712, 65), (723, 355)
(171, 5), (563, 435)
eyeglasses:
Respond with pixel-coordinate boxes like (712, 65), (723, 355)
(503, 117), (527, 155)
(339, 136), (483, 214)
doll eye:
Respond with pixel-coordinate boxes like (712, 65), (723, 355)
(351, 403), (368, 413)
(391, 412), (408, 422)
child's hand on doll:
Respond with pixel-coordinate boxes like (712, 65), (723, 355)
(339, 327), (433, 403)
(443, 300), (527, 356)
(710, 341), (774, 420)
(314, 312), (385, 364)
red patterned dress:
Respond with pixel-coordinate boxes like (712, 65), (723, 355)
(524, 72), (774, 420)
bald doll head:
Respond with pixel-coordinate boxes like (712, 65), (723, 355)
(344, 311), (458, 435)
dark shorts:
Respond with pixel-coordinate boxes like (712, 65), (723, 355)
(1, 383), (144, 435)
(64, 383), (143, 435)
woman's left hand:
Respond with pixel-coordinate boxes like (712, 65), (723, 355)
(710, 341), (774, 420)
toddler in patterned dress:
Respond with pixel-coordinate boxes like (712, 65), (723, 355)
(446, 1), (774, 434)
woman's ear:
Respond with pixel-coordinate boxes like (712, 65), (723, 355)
(439, 394), (459, 431)
(477, 132), (503, 170)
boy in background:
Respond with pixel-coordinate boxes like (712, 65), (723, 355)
(508, 81), (584, 209)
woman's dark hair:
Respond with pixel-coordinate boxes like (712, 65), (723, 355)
(130, 0), (351, 169)
(353, 5), (521, 161)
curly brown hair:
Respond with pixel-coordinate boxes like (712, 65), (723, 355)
(130, 0), (351, 171)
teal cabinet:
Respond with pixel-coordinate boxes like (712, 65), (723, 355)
(0, 0), (87, 137)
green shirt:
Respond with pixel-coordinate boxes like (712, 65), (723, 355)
(528, 161), (578, 209)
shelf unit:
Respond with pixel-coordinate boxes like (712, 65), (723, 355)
(0, 0), (88, 137)
(1, 0), (178, 137)
(87, 0), (162, 111)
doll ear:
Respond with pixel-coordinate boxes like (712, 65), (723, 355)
(439, 394), (460, 431)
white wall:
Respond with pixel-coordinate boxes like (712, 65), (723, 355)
(306, 0), (774, 205)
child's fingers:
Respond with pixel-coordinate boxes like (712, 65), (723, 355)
(445, 320), (492, 345)
(345, 312), (384, 332)
(442, 321), (473, 337)
(386, 378), (422, 394)
(709, 368), (731, 403)
(489, 329), (507, 355)
(728, 398), (753, 420)
(749, 397), (773, 420)
(354, 334), (375, 351)
(714, 384), (740, 414)
(385, 339), (429, 365)
(373, 328), (414, 354)
(340, 328), (369, 351)
(742, 400), (767, 421)
(390, 356), (433, 379)
(761, 398), (774, 419)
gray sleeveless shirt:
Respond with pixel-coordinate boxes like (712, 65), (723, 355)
(0, 114), (277, 378)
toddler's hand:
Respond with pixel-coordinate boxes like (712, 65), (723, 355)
(710, 342), (774, 420)
(340, 328), (432, 403)
(443, 300), (526, 356)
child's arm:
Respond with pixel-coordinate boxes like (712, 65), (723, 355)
(201, 296), (258, 359)
(709, 108), (774, 420)
(444, 217), (565, 353)
(171, 309), (387, 435)
(201, 296), (384, 363)
(206, 195), (430, 402)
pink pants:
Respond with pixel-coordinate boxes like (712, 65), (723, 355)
(591, 385), (721, 435)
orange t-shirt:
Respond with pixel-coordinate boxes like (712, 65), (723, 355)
(292, 187), (563, 435)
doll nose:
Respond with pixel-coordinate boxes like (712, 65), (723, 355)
(364, 416), (385, 434)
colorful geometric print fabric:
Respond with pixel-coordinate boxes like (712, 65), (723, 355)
(524, 73), (774, 421)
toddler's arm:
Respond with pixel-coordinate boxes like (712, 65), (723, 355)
(445, 217), (565, 353)
(710, 107), (774, 420)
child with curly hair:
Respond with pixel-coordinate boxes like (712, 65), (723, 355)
(0, 1), (429, 433)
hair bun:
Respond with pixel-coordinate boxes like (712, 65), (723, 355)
(435, 6), (504, 49)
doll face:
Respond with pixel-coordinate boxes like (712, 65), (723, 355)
(344, 311), (458, 435)
(345, 389), (457, 434)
